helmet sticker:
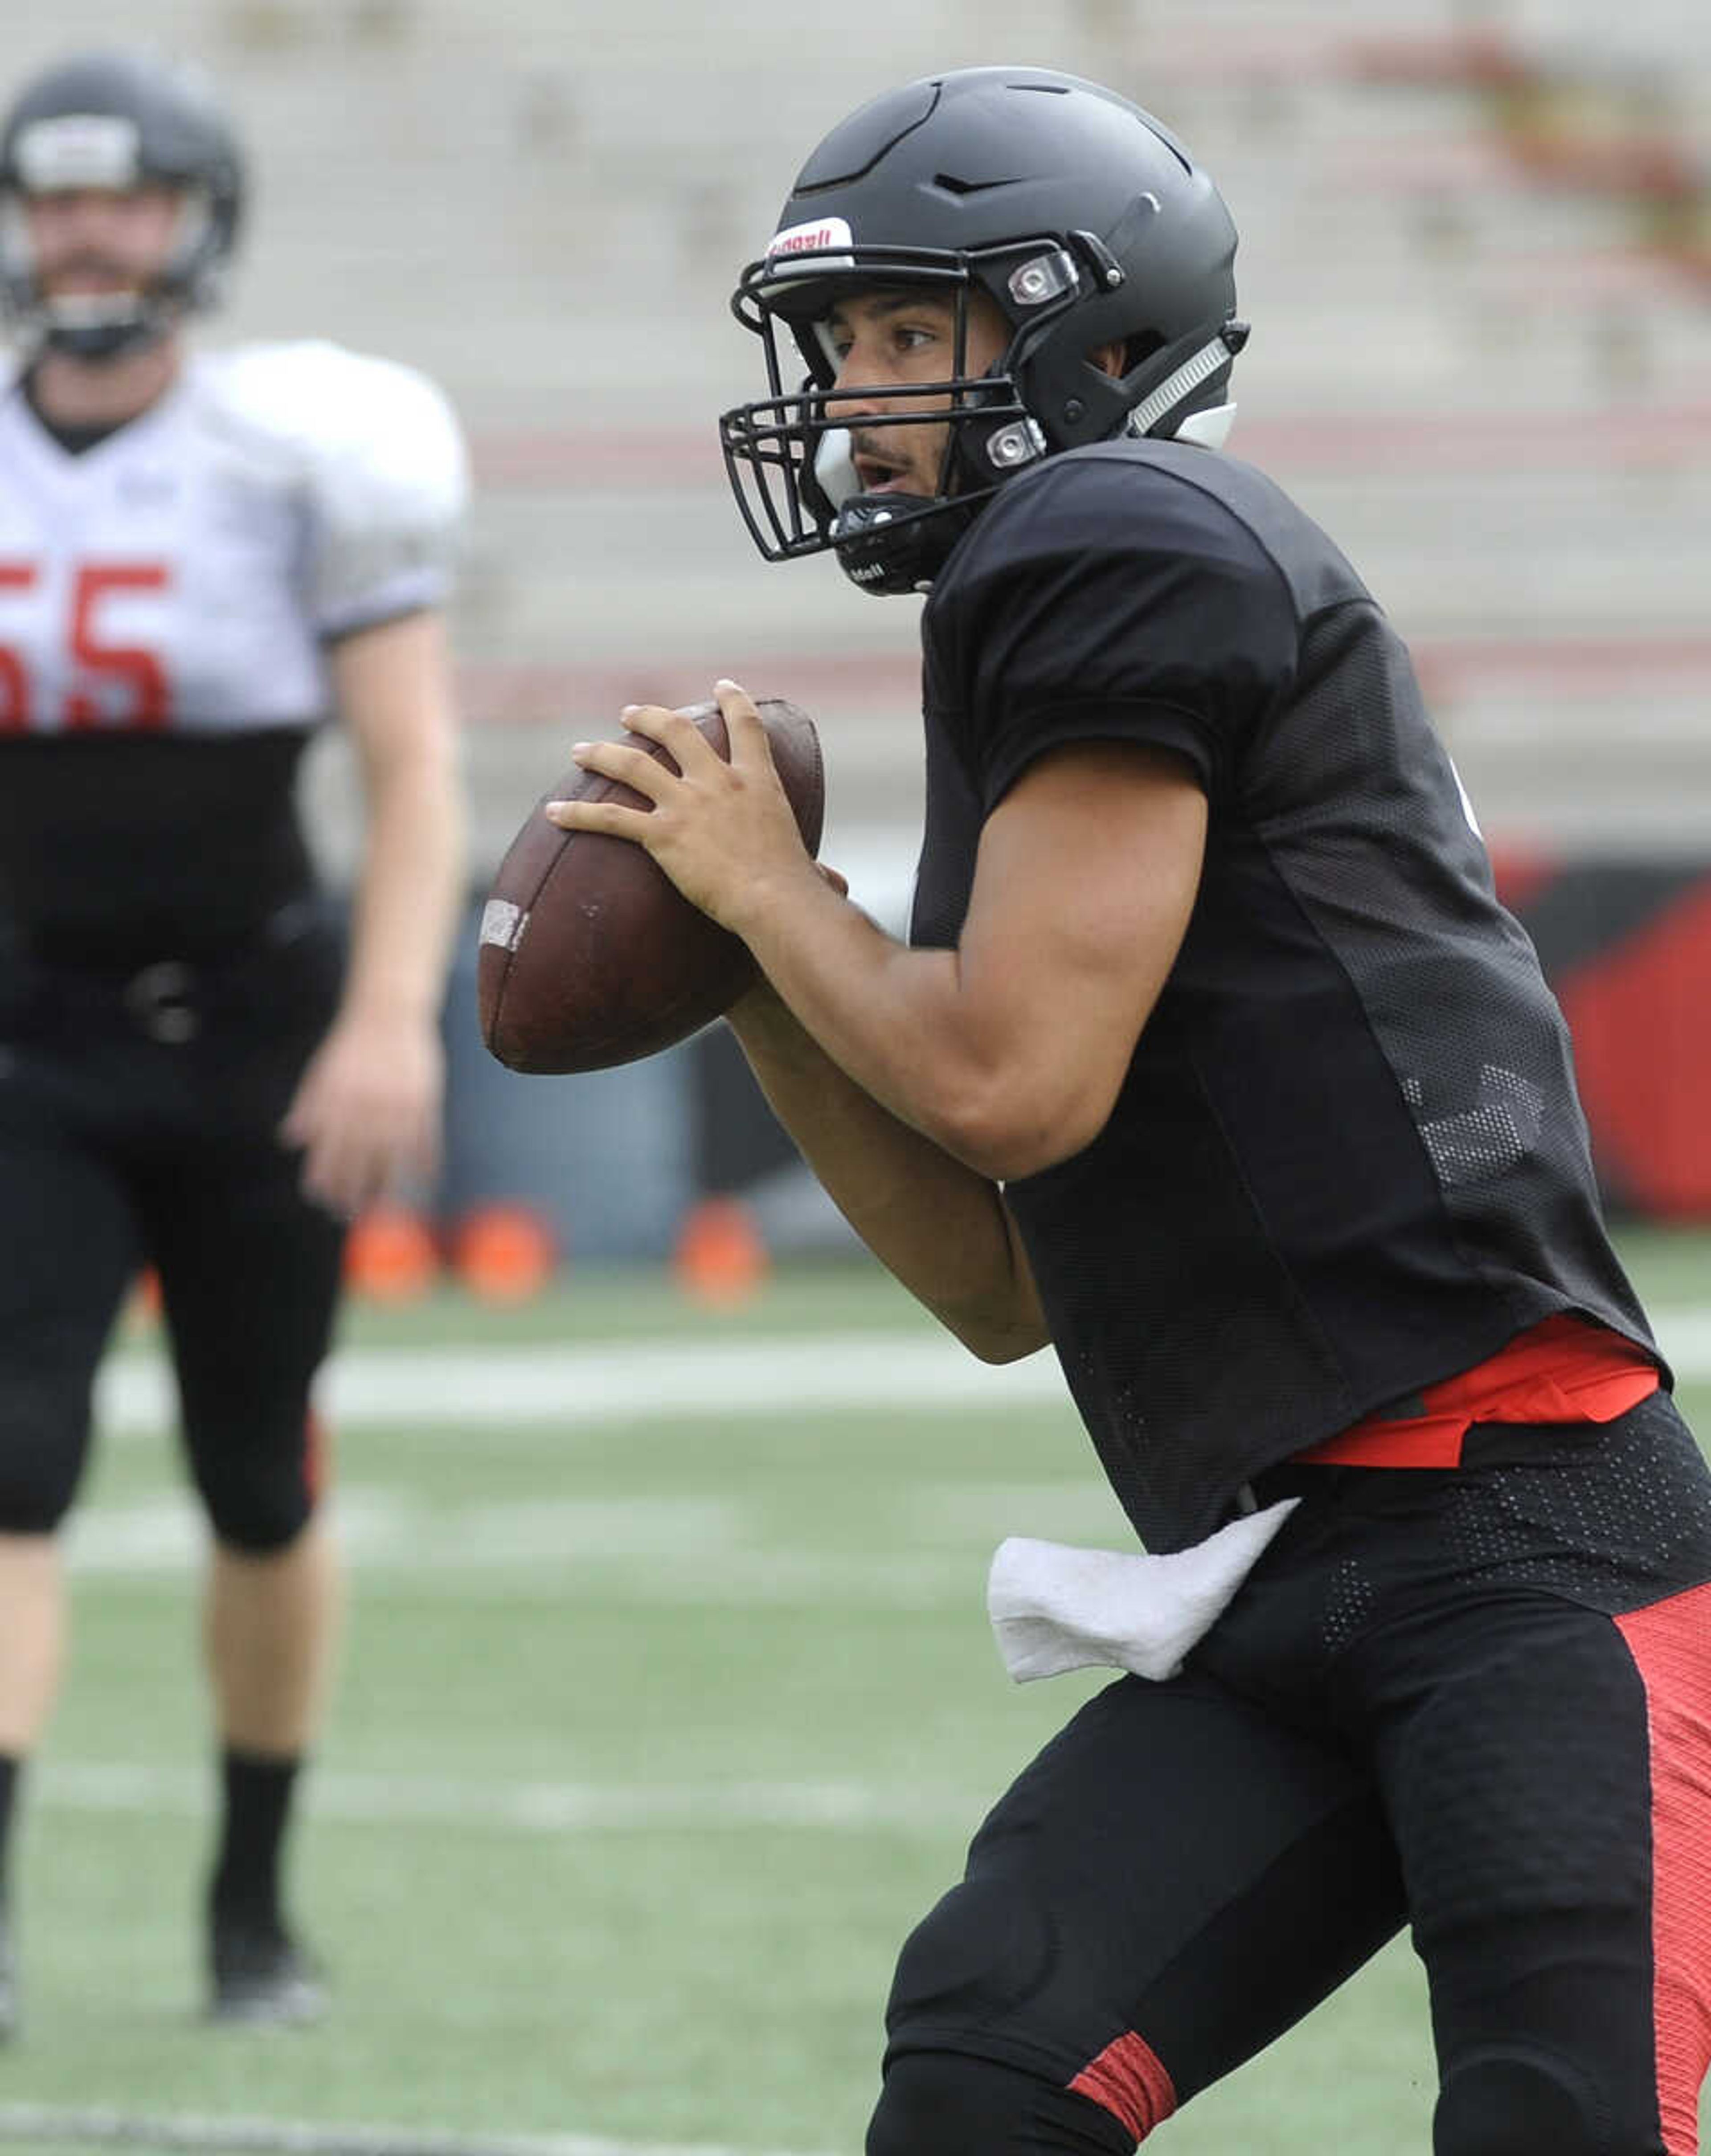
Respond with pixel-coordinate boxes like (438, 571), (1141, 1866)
(15, 114), (141, 192)
(765, 215), (854, 272)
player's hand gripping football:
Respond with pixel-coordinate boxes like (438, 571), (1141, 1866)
(546, 679), (822, 937)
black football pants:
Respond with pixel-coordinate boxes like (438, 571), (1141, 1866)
(0, 923), (345, 1551)
(868, 1392), (1711, 2156)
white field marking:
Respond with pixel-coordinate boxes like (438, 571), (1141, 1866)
(62, 1485), (994, 1605)
(35, 1760), (975, 1837)
(94, 1333), (1077, 1437)
(0, 2101), (831, 2156)
(94, 1309), (1711, 1442)
(64, 1480), (1122, 1585)
(65, 1490), (747, 1576)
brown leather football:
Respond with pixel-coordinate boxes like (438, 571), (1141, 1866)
(477, 698), (824, 1074)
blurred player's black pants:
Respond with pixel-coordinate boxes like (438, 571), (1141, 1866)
(0, 910), (346, 1548)
(871, 1391), (1711, 2155)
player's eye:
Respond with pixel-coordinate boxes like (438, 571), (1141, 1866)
(816, 316), (856, 365)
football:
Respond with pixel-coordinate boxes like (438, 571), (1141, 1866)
(477, 698), (825, 1074)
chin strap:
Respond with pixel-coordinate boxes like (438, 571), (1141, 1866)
(1126, 321), (1249, 440)
(29, 289), (178, 363)
(40, 322), (171, 363)
(829, 490), (985, 596)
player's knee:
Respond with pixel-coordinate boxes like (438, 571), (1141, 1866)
(887, 1874), (1054, 2035)
(181, 1386), (323, 1552)
(867, 2051), (1135, 2156)
(188, 1446), (316, 1554)
(0, 1380), (90, 1532)
(1434, 2045), (1608, 2156)
(874, 1880), (1140, 2154)
(0, 1462), (80, 1535)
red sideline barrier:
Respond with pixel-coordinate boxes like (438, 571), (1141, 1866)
(1494, 851), (1711, 1217)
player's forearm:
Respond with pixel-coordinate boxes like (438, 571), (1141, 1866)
(727, 983), (1050, 1362)
(732, 867), (1068, 1183)
(341, 751), (465, 1025)
(333, 614), (466, 1026)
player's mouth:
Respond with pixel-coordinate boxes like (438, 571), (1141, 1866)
(850, 439), (918, 494)
(42, 260), (135, 296)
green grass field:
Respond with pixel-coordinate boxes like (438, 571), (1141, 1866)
(2, 1226), (1707, 2155)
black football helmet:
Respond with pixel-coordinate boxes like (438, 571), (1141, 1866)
(721, 65), (1245, 596)
(0, 49), (243, 360)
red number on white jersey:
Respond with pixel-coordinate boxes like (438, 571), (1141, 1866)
(0, 564), (37, 732)
(0, 561), (172, 731)
(66, 564), (172, 729)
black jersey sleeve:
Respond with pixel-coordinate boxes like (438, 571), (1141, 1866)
(927, 452), (1302, 813)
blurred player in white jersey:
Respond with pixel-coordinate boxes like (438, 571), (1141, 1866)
(0, 50), (467, 2029)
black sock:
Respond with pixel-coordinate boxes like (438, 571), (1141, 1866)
(209, 1749), (301, 1937)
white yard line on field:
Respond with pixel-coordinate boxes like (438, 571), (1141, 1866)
(94, 1308), (1711, 1437)
(64, 1478), (1129, 1592)
(34, 1760), (973, 1837)
(96, 1333), (1076, 1436)
(0, 2103), (829, 2156)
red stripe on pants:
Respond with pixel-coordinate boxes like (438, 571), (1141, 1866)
(1069, 2030), (1178, 2141)
(1617, 1580), (1711, 2156)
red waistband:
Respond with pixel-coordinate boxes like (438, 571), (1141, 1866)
(1292, 1314), (1662, 1470)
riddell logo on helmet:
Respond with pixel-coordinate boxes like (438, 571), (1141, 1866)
(767, 216), (855, 264)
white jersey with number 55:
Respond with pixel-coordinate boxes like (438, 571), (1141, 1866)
(0, 338), (466, 966)
(0, 337), (466, 735)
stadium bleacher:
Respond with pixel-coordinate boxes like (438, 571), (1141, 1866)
(12, 0), (1705, 858)
(6, 0), (1709, 1242)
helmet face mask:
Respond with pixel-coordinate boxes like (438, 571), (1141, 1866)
(0, 51), (243, 362)
(720, 67), (1246, 596)
(724, 242), (1058, 596)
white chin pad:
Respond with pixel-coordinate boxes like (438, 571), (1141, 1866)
(1174, 401), (1237, 451)
(812, 426), (860, 511)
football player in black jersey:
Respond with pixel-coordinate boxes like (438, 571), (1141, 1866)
(0, 53), (466, 2029)
(550, 65), (1711, 2156)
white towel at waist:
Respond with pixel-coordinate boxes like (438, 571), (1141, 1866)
(986, 1499), (1299, 1684)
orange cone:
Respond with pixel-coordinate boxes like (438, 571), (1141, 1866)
(451, 1202), (558, 1303)
(344, 1205), (439, 1303)
(673, 1196), (769, 1307)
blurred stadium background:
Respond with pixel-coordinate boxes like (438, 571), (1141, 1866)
(16, 0), (1709, 1266)
(2, 2), (1709, 2152)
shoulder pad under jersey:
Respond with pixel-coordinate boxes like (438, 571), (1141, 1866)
(192, 339), (469, 633)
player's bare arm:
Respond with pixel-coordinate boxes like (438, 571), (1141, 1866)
(280, 610), (464, 1216)
(727, 979), (1050, 1361)
(552, 677), (1205, 1360)
(545, 688), (1050, 1356)
(554, 679), (1207, 1185)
